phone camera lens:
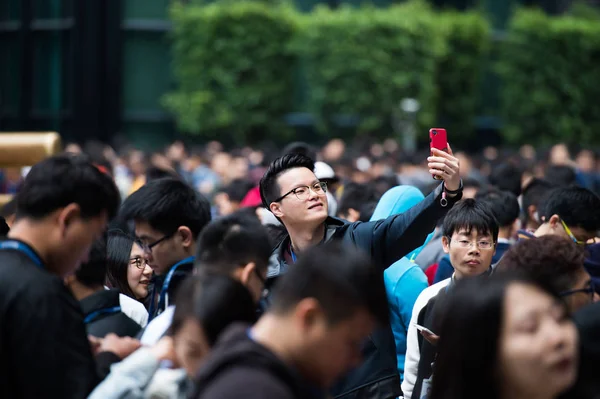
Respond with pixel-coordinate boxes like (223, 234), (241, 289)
(432, 130), (437, 136)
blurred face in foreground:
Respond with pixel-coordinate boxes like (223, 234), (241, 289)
(499, 283), (578, 398)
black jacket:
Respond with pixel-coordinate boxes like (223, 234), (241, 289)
(266, 184), (461, 399)
(81, 289), (142, 338)
(192, 324), (327, 399)
(148, 257), (194, 320)
(0, 243), (99, 399)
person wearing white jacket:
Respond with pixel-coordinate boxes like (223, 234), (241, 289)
(401, 278), (450, 399)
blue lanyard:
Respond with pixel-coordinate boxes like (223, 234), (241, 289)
(0, 240), (44, 269)
(84, 306), (121, 324)
(289, 242), (297, 263)
(148, 256), (195, 321)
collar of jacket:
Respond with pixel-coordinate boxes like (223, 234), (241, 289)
(80, 288), (121, 317)
(266, 217), (345, 280)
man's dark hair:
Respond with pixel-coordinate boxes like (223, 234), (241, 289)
(119, 177), (211, 239)
(219, 179), (254, 203)
(442, 199), (499, 242)
(475, 188), (520, 228)
(281, 141), (317, 162)
(259, 153), (315, 209)
(270, 241), (389, 325)
(15, 154), (120, 220)
(0, 216), (9, 236)
(75, 234), (108, 288)
(170, 274), (256, 346)
(195, 214), (272, 275)
(337, 183), (378, 218)
(146, 166), (178, 182)
(544, 165), (577, 187)
(0, 198), (17, 218)
(538, 186), (600, 233)
(496, 235), (586, 293)
(489, 162), (523, 197)
(521, 178), (555, 226)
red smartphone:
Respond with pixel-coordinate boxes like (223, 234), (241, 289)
(429, 128), (448, 180)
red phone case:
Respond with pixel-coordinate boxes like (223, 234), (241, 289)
(429, 128), (448, 180)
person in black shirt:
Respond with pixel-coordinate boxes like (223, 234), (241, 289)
(0, 154), (137, 399)
(65, 234), (142, 338)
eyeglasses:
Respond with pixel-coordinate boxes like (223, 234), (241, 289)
(560, 219), (587, 246)
(560, 284), (595, 302)
(140, 232), (175, 254)
(273, 181), (328, 203)
(130, 256), (147, 270)
(450, 239), (495, 250)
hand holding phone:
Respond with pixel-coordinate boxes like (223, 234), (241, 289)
(427, 128), (461, 192)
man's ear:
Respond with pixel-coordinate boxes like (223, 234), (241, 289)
(548, 214), (561, 228)
(347, 208), (361, 223)
(270, 202), (283, 218)
(294, 298), (322, 332)
(442, 235), (450, 254)
(178, 226), (194, 248)
(57, 203), (81, 237)
(64, 274), (76, 286)
(239, 262), (256, 286)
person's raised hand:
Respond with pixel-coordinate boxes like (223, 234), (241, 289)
(88, 335), (103, 356)
(428, 143), (461, 192)
(99, 333), (141, 360)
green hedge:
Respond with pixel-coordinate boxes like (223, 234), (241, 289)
(499, 9), (600, 146)
(434, 11), (490, 139)
(164, 2), (297, 143)
(164, 1), (490, 143)
(294, 2), (444, 137)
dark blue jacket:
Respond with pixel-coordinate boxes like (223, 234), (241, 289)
(265, 184), (462, 399)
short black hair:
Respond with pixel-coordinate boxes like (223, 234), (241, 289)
(259, 153), (315, 208)
(475, 188), (520, 228)
(442, 199), (499, 242)
(496, 235), (586, 294)
(170, 274), (256, 346)
(337, 183), (378, 218)
(538, 186), (600, 233)
(15, 154), (120, 221)
(0, 198), (17, 218)
(0, 216), (9, 236)
(358, 201), (378, 223)
(75, 234), (108, 288)
(281, 141), (317, 162)
(119, 177), (211, 239)
(545, 165), (577, 187)
(489, 162), (523, 197)
(270, 241), (389, 325)
(521, 178), (555, 225)
(195, 214), (272, 275)
(146, 166), (178, 182)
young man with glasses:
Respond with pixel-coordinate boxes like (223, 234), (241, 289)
(259, 151), (463, 399)
(119, 177), (211, 321)
(403, 199), (498, 399)
(520, 186), (600, 245)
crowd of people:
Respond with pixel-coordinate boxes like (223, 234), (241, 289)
(0, 136), (599, 399)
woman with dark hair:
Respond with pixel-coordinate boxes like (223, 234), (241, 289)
(88, 273), (257, 399)
(106, 230), (152, 303)
(429, 272), (579, 399)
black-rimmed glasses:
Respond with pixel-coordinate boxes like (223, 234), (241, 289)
(141, 232), (175, 254)
(560, 284), (595, 302)
(273, 181), (328, 203)
(130, 256), (147, 270)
